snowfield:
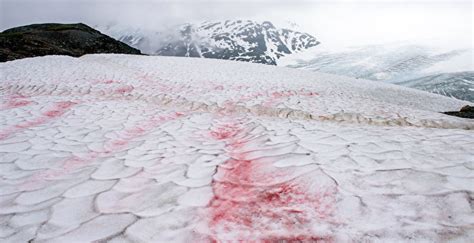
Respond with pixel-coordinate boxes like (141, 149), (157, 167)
(279, 43), (474, 102)
(0, 54), (473, 242)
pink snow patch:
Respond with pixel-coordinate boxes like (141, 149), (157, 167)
(103, 80), (117, 84)
(271, 90), (297, 98)
(0, 101), (76, 140)
(210, 123), (241, 140)
(1, 95), (32, 110)
(17, 101), (76, 128)
(19, 111), (188, 190)
(300, 88), (319, 96)
(42, 101), (76, 118)
(19, 155), (93, 191)
(103, 112), (186, 153)
(207, 121), (337, 241)
(110, 139), (128, 147)
(92, 79), (120, 85)
(114, 85), (134, 94)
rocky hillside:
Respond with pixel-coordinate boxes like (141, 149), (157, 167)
(0, 23), (141, 62)
(100, 20), (319, 65)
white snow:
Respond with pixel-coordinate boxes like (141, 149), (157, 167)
(279, 42), (473, 80)
(422, 49), (474, 74)
(0, 54), (473, 242)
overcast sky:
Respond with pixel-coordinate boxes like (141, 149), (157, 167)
(1, 0), (472, 48)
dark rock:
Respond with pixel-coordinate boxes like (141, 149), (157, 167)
(443, 105), (474, 119)
(0, 23), (141, 62)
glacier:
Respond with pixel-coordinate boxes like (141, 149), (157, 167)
(280, 43), (474, 102)
(0, 54), (473, 242)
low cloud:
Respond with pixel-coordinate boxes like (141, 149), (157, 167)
(1, 0), (471, 48)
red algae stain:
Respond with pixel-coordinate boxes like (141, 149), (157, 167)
(15, 101), (76, 129)
(210, 124), (241, 140)
(0, 131), (13, 140)
(110, 139), (128, 147)
(103, 80), (117, 84)
(207, 121), (337, 242)
(43, 101), (76, 118)
(19, 111), (187, 190)
(114, 85), (134, 94)
(93, 79), (120, 85)
(20, 155), (93, 190)
(271, 90), (297, 99)
(5, 99), (32, 109)
(103, 112), (186, 153)
(1, 95), (32, 110)
(0, 101), (77, 140)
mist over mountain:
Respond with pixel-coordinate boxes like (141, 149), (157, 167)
(98, 20), (319, 65)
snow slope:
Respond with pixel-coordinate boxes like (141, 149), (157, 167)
(0, 55), (473, 242)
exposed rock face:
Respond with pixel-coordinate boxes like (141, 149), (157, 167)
(0, 23), (141, 62)
(101, 20), (319, 65)
(444, 105), (474, 119)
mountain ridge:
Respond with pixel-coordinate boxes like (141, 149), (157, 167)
(99, 20), (319, 65)
(0, 23), (141, 62)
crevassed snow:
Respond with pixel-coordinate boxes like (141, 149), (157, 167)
(279, 42), (474, 102)
(0, 54), (473, 242)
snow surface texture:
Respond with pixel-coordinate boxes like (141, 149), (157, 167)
(0, 54), (473, 242)
(280, 43), (474, 102)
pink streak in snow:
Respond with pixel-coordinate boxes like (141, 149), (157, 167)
(0, 101), (76, 140)
(207, 120), (336, 242)
(0, 95), (33, 110)
(19, 111), (187, 190)
(114, 85), (135, 94)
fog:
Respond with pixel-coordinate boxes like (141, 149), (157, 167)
(1, 0), (472, 48)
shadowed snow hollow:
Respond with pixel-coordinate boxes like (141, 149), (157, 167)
(0, 55), (473, 242)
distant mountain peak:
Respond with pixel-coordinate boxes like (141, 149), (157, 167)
(98, 20), (319, 65)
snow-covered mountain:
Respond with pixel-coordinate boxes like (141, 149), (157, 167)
(1, 54), (473, 242)
(281, 43), (474, 101)
(97, 20), (319, 65)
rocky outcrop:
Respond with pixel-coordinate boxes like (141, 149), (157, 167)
(444, 105), (474, 119)
(0, 23), (141, 62)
